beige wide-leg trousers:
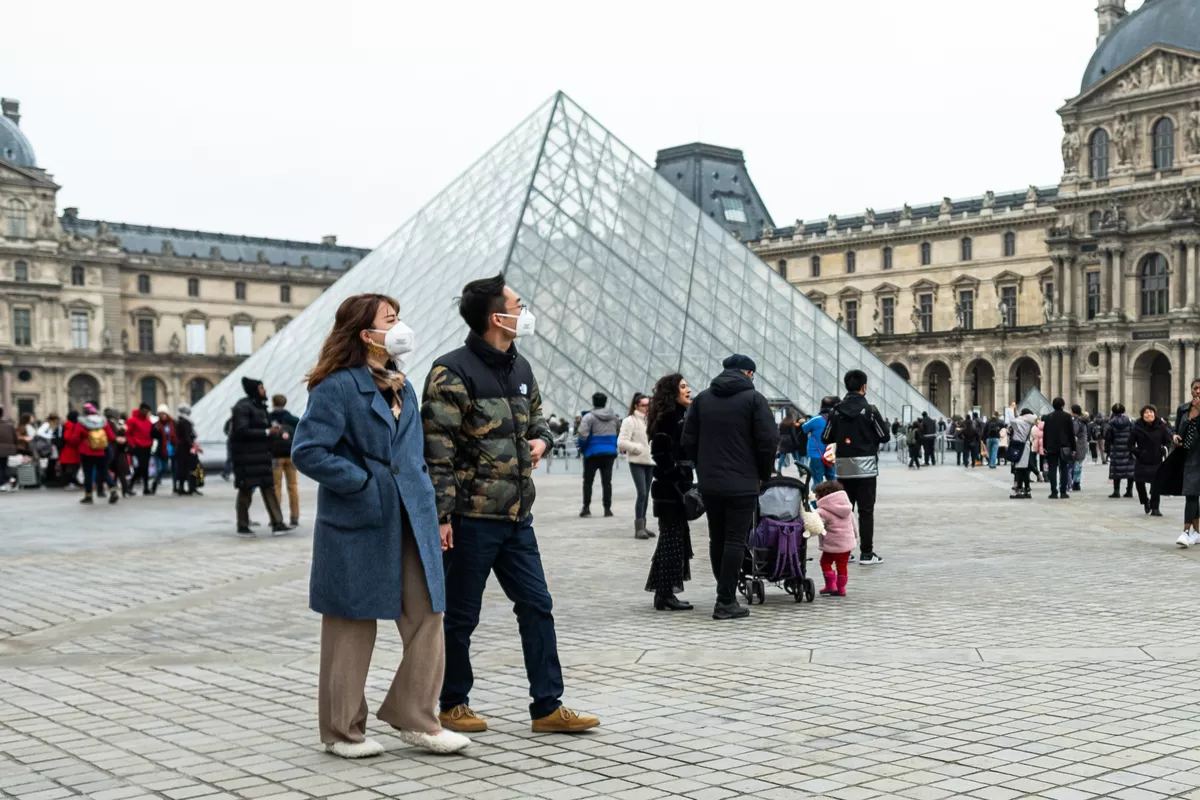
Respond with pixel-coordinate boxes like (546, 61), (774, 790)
(318, 528), (443, 743)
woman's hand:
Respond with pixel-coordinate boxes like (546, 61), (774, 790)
(439, 522), (453, 551)
(1175, 434), (1183, 446)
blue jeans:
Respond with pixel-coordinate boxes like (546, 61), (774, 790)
(441, 515), (563, 720)
(808, 457), (835, 486)
(986, 438), (1000, 468)
(776, 453), (791, 472)
(629, 463), (652, 520)
(1073, 461), (1083, 487)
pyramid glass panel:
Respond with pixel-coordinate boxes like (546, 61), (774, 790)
(194, 92), (940, 444)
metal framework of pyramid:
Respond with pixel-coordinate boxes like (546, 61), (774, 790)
(193, 92), (940, 443)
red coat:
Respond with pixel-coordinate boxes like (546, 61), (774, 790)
(59, 420), (81, 466)
(74, 421), (117, 458)
(124, 412), (153, 449)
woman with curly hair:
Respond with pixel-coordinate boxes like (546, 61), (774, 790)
(643, 373), (695, 611)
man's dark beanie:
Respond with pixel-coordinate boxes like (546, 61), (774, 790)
(723, 354), (757, 373)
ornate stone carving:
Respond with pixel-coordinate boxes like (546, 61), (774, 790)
(120, 329), (129, 352)
(900, 204), (912, 222)
(169, 333), (180, 354)
(95, 222), (120, 248)
(1138, 193), (1177, 223)
(1025, 185), (1040, 204)
(939, 197), (952, 216)
(101, 328), (112, 352)
(982, 190), (995, 211)
(1110, 51), (1200, 99)
(1114, 114), (1135, 166)
(1043, 293), (1054, 323)
(218, 335), (228, 355)
(826, 214), (838, 235)
(761, 222), (774, 238)
(256, 250), (268, 263)
(1061, 125), (1081, 175)
(161, 239), (175, 256)
(1187, 101), (1200, 159)
(863, 208), (876, 227)
(910, 305), (921, 332)
(997, 300), (1009, 329)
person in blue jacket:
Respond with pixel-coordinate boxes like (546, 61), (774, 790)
(802, 396), (840, 486)
(577, 392), (621, 517)
(291, 292), (469, 759)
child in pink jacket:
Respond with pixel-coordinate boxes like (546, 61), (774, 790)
(814, 480), (856, 597)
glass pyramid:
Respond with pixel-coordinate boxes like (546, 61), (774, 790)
(193, 92), (939, 444)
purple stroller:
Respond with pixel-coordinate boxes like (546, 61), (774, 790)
(740, 473), (817, 605)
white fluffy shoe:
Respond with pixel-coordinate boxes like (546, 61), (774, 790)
(325, 738), (385, 758)
(399, 729), (471, 754)
(1177, 530), (1200, 548)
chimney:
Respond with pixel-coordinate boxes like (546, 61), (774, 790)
(1097, 0), (1127, 45)
(1, 98), (19, 126)
(321, 235), (337, 245)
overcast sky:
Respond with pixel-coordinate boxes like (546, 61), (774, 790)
(3, 0), (1143, 248)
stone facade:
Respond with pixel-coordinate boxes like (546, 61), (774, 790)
(0, 101), (367, 418)
(750, 12), (1200, 419)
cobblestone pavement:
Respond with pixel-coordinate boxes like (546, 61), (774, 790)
(4, 456), (1200, 800)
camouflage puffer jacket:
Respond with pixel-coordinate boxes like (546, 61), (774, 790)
(422, 333), (553, 522)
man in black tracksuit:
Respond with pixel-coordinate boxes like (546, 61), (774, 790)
(823, 369), (890, 565)
(682, 354), (778, 620)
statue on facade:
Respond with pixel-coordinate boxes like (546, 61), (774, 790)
(95, 222), (120, 248)
(982, 190), (996, 210)
(997, 300), (1009, 329)
(1187, 100), (1200, 156)
(218, 335), (228, 355)
(761, 222), (774, 238)
(1025, 185), (1040, 204)
(1043, 294), (1054, 323)
(910, 305), (922, 332)
(160, 239), (175, 256)
(864, 208), (876, 226)
(1114, 114), (1134, 165)
(1061, 124), (1081, 174)
(835, 313), (844, 328)
(953, 302), (965, 330)
(120, 329), (129, 353)
(101, 328), (112, 351)
(872, 308), (881, 334)
(169, 333), (180, 354)
(939, 197), (952, 216)
(826, 214), (838, 234)
(900, 203), (912, 222)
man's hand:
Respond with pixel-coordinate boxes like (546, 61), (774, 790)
(529, 438), (547, 467)
(439, 522), (453, 551)
(282, 432), (290, 440)
(823, 443), (837, 464)
(269, 424), (282, 434)
(1175, 434), (1183, 446)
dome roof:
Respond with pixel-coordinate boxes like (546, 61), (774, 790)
(0, 114), (35, 168)
(1082, 0), (1200, 92)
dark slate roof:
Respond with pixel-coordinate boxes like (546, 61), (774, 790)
(0, 115), (36, 168)
(60, 216), (370, 270)
(752, 186), (1060, 242)
(655, 142), (774, 242)
(1083, 0), (1200, 91)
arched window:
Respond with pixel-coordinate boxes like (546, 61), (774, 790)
(882, 247), (893, 270)
(846, 251), (856, 273)
(1153, 118), (1175, 170)
(1089, 129), (1109, 179)
(1003, 232), (1016, 257)
(70, 265), (85, 286)
(811, 255), (821, 278)
(920, 242), (931, 266)
(188, 377), (212, 404)
(1140, 253), (1169, 317)
(4, 199), (27, 238)
(13, 260), (28, 282)
(960, 237), (973, 261)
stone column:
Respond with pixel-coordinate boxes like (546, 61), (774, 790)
(1125, 259), (1139, 321)
(950, 358), (963, 417)
(1102, 248), (1114, 314)
(1063, 257), (1076, 320)
(1099, 344), (1111, 413)
(1189, 241), (1199, 312)
(1114, 248), (1127, 317)
(1181, 341), (1193, 400)
(1063, 347), (1075, 403)
(1053, 257), (1065, 317)
(1043, 348), (1057, 400)
(1175, 239), (1190, 311)
(1114, 345), (1128, 407)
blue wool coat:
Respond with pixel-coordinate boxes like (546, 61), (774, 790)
(291, 367), (445, 619)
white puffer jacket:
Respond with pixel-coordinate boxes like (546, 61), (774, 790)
(618, 411), (653, 466)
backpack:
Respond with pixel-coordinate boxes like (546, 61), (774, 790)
(87, 427), (109, 451)
(906, 428), (918, 447)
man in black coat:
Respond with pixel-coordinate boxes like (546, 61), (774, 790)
(1041, 396), (1076, 499)
(822, 369), (890, 564)
(682, 354), (778, 620)
(920, 412), (938, 465)
(230, 377), (289, 536)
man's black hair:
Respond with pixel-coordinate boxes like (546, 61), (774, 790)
(1112, 403), (1126, 414)
(592, 392), (607, 408)
(844, 369), (868, 393)
(459, 273), (509, 335)
(1071, 403), (1083, 416)
(1052, 397), (1066, 410)
(139, 403), (151, 412)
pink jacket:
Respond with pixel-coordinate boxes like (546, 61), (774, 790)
(1032, 420), (1045, 455)
(815, 489), (856, 553)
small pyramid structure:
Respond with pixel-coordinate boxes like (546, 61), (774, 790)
(1016, 387), (1054, 417)
(193, 92), (941, 442)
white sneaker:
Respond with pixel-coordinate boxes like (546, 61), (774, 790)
(1178, 531), (1200, 548)
(399, 729), (471, 754)
(325, 738), (384, 758)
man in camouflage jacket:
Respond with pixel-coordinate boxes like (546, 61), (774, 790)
(422, 273), (599, 735)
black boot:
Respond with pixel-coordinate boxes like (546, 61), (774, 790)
(603, 508), (614, 517)
(654, 593), (693, 611)
(579, 506), (591, 518)
(712, 601), (749, 620)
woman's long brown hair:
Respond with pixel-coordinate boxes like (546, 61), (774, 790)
(307, 293), (399, 390)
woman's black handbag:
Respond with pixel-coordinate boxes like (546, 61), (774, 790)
(680, 487), (706, 521)
(1155, 445), (1186, 496)
(1007, 440), (1025, 464)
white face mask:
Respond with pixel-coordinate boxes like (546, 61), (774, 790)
(368, 321), (416, 357)
(496, 309), (536, 337)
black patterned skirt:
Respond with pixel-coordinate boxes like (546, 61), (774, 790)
(645, 508), (693, 594)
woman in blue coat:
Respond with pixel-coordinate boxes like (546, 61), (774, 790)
(291, 293), (469, 758)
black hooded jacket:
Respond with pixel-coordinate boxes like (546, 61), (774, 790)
(231, 376), (275, 489)
(682, 369), (778, 496)
(822, 392), (890, 479)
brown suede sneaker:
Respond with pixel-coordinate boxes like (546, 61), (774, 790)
(531, 706), (600, 733)
(439, 705), (488, 733)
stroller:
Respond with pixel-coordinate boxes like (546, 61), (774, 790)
(739, 471), (817, 605)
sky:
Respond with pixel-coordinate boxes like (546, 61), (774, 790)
(2, 0), (1144, 249)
